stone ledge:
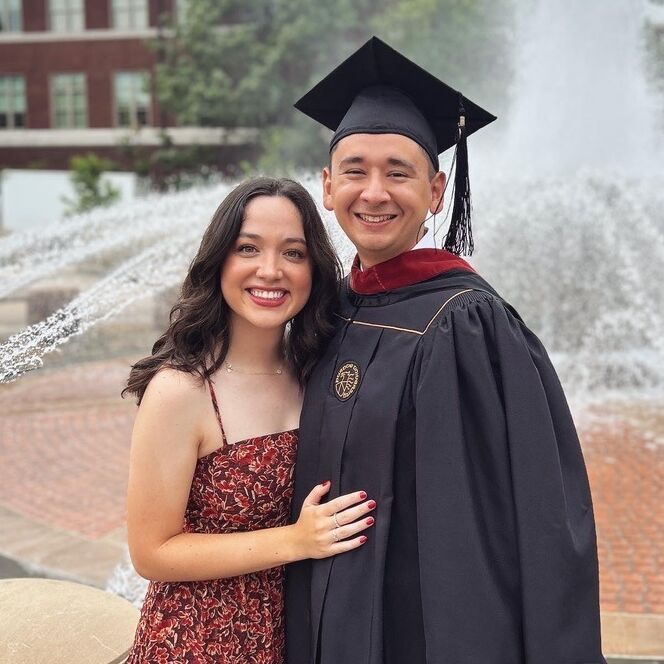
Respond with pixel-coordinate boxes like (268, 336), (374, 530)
(607, 658), (664, 664)
(0, 578), (138, 664)
(603, 611), (664, 660)
(0, 505), (126, 588)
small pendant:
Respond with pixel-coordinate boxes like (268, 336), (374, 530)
(226, 364), (233, 373)
(276, 369), (283, 375)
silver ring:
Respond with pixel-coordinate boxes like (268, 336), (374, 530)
(332, 528), (340, 543)
(333, 512), (341, 528)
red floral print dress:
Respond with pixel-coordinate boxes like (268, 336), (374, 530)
(126, 381), (298, 664)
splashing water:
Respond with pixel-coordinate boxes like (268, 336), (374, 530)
(106, 550), (149, 608)
(472, 172), (664, 396)
(0, 231), (194, 381)
(503, 0), (663, 175)
(0, 183), (231, 300)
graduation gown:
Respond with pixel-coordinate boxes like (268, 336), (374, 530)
(285, 249), (606, 664)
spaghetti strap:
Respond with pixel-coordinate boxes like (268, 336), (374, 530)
(206, 378), (227, 445)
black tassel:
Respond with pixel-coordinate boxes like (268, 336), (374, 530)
(444, 102), (474, 256)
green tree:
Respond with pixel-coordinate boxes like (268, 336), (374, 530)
(372, 0), (515, 111)
(154, 0), (515, 171)
(63, 153), (121, 216)
(645, 1), (664, 129)
(154, 1), (271, 127)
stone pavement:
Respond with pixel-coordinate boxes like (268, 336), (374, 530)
(0, 358), (663, 657)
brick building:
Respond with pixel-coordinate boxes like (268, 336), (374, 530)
(0, 0), (256, 171)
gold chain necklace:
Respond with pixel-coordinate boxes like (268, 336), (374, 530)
(224, 361), (283, 376)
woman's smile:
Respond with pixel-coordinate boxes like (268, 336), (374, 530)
(246, 287), (289, 307)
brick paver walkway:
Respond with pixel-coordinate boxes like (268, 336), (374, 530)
(581, 401), (664, 615)
(0, 359), (663, 617)
(0, 360), (134, 539)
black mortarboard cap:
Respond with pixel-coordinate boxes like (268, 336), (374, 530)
(294, 36), (497, 255)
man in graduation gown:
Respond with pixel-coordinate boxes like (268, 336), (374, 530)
(285, 37), (606, 664)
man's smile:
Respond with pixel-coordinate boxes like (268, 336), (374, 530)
(354, 212), (398, 224)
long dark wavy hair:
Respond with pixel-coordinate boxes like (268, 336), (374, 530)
(123, 177), (342, 404)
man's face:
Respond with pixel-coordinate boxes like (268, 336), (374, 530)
(323, 133), (446, 269)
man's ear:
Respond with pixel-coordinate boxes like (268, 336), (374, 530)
(429, 171), (447, 214)
(322, 167), (334, 211)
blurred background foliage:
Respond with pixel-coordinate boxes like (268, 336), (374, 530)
(153, 0), (517, 172)
(62, 154), (121, 216)
(646, 0), (664, 128)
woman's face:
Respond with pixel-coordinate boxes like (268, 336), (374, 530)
(221, 195), (313, 331)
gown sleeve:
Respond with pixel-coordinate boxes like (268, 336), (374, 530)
(413, 292), (606, 663)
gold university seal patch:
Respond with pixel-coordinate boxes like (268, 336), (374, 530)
(334, 362), (360, 401)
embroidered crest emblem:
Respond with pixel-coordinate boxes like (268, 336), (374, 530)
(334, 362), (361, 401)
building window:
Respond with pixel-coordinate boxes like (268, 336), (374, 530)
(114, 71), (151, 128)
(49, 0), (84, 32)
(112, 0), (147, 30)
(0, 0), (22, 31)
(0, 76), (26, 129)
(51, 73), (87, 128)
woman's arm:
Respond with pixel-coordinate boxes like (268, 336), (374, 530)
(126, 369), (374, 583)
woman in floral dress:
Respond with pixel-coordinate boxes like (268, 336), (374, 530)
(123, 178), (376, 663)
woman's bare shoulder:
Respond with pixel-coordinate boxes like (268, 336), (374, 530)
(131, 366), (210, 455)
(140, 366), (208, 414)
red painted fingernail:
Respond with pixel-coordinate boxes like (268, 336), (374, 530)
(359, 536), (368, 544)
(367, 500), (376, 510)
(366, 517), (375, 526)
(359, 491), (367, 500)
(321, 480), (330, 486)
